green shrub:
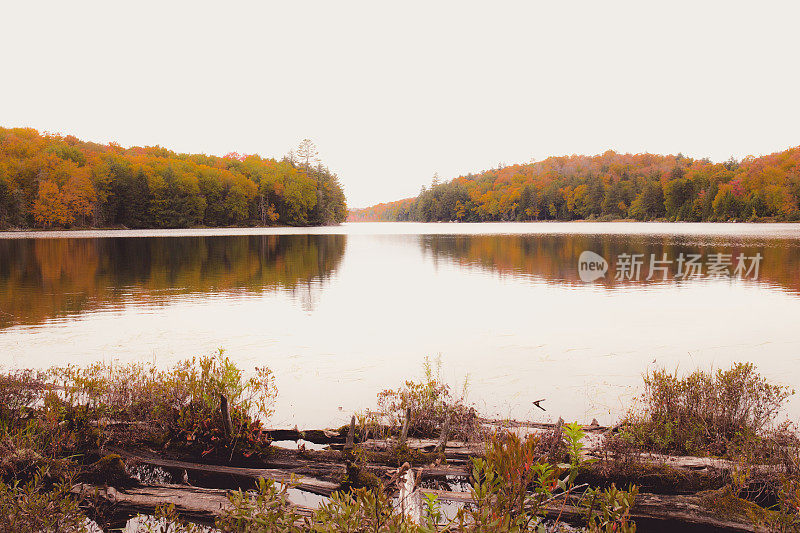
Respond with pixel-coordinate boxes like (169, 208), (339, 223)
(45, 349), (277, 460)
(761, 475), (800, 532)
(377, 355), (478, 441)
(170, 350), (276, 461)
(0, 472), (88, 533)
(583, 484), (638, 533)
(616, 363), (793, 456)
(0, 370), (45, 429)
(455, 423), (610, 532)
(308, 488), (413, 533)
(216, 477), (303, 532)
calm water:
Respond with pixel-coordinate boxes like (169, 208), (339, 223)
(1, 222), (800, 428)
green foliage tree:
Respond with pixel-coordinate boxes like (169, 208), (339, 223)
(0, 128), (347, 229)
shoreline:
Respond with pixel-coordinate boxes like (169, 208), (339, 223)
(0, 357), (795, 531)
(3, 217), (795, 233)
(3, 219), (800, 241)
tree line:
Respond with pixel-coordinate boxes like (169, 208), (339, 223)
(0, 128), (347, 229)
(350, 147), (800, 222)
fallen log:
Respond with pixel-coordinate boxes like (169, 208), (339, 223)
(73, 483), (317, 525)
(74, 481), (764, 532)
(266, 422), (779, 479)
(74, 483), (233, 524)
(480, 417), (609, 433)
(422, 488), (764, 532)
(111, 447), (340, 496)
(261, 428), (345, 444)
(337, 437), (483, 461)
(394, 434), (783, 485)
(110, 438), (772, 503)
(110, 445), (468, 493)
(108, 416), (787, 509)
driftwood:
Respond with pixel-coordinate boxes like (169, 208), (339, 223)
(422, 488), (762, 532)
(154, 414), (771, 478)
(398, 467), (422, 524)
(341, 437), (482, 461)
(263, 427), (345, 444)
(111, 447), (340, 496)
(480, 417), (609, 433)
(115, 416), (784, 496)
(115, 431), (777, 495)
(74, 483), (234, 524)
(111, 445), (468, 486)
(73, 483), (318, 525)
(352, 434), (777, 492)
(98, 416), (786, 533)
(110, 443), (767, 531)
(73, 481), (762, 532)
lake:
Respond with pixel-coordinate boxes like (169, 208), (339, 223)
(1, 222), (799, 429)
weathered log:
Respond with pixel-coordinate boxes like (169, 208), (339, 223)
(263, 428), (345, 444)
(263, 428), (303, 441)
(350, 437), (483, 461)
(629, 490), (764, 532)
(74, 481), (763, 532)
(270, 421), (778, 480)
(109, 420), (784, 505)
(350, 436), (777, 497)
(74, 483), (232, 524)
(111, 444), (468, 490)
(112, 447), (340, 496)
(303, 428), (346, 444)
(398, 467), (422, 523)
(480, 417), (609, 433)
(422, 488), (763, 532)
(73, 483), (316, 524)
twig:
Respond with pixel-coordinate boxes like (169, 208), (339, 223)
(538, 483), (589, 507)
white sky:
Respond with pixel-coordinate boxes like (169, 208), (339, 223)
(1, 1), (798, 208)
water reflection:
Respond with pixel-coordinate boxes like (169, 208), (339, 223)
(420, 234), (800, 294)
(1, 224), (800, 428)
(0, 235), (346, 328)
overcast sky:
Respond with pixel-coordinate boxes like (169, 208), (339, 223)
(2, 1), (798, 208)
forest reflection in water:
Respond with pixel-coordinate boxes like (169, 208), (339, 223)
(1, 223), (799, 428)
(419, 233), (800, 294)
(0, 234), (346, 328)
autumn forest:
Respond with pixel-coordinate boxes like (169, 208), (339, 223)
(349, 147), (800, 223)
(4, 126), (800, 229)
(0, 127), (347, 229)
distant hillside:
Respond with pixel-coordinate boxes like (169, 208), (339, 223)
(0, 127), (347, 229)
(349, 148), (800, 222)
(348, 197), (416, 222)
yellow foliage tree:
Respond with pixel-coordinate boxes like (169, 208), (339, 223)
(62, 171), (96, 226)
(32, 180), (68, 228)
